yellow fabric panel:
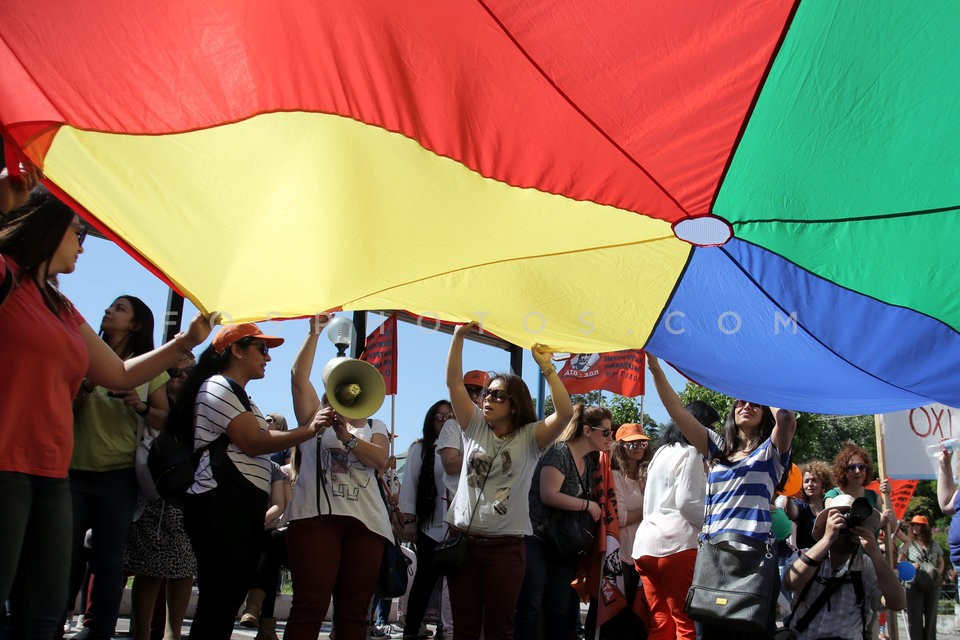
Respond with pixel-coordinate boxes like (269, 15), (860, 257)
(43, 112), (690, 351)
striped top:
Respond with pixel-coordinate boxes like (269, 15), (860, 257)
(187, 375), (272, 495)
(703, 430), (790, 541)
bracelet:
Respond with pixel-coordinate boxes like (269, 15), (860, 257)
(135, 403), (149, 417)
(798, 550), (822, 567)
(541, 367), (556, 377)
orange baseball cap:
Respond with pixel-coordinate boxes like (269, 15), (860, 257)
(616, 423), (651, 442)
(212, 323), (284, 354)
(910, 515), (930, 525)
(463, 370), (489, 387)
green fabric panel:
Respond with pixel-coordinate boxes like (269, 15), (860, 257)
(716, 1), (960, 329)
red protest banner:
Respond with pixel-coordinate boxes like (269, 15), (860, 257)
(558, 350), (645, 397)
(361, 313), (398, 395)
(865, 479), (918, 521)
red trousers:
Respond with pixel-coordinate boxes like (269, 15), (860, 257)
(284, 516), (385, 640)
(634, 549), (697, 640)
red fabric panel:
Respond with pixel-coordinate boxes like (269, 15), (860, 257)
(0, 0), (709, 221)
(479, 0), (797, 215)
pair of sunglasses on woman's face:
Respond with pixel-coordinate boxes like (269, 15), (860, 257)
(846, 463), (868, 473)
(623, 440), (649, 450)
(480, 388), (509, 403)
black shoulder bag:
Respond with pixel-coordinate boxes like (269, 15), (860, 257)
(544, 453), (597, 556)
(684, 462), (780, 632)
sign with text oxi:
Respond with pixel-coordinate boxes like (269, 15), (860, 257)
(881, 403), (960, 479)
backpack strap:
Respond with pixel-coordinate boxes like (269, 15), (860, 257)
(851, 570), (867, 640)
(793, 571), (853, 633)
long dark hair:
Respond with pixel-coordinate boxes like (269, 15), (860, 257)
(415, 399), (451, 527)
(164, 343), (233, 440)
(486, 373), (538, 429)
(100, 295), (155, 358)
(0, 188), (75, 316)
(716, 400), (775, 462)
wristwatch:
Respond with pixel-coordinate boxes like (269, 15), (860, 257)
(344, 435), (359, 450)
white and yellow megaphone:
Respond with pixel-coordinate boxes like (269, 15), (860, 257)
(321, 357), (386, 420)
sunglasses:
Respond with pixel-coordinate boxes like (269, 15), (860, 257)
(71, 221), (87, 247)
(589, 427), (613, 438)
(166, 367), (192, 380)
(480, 388), (510, 403)
(435, 412), (455, 422)
(465, 386), (483, 396)
(734, 399), (763, 409)
(624, 440), (649, 450)
(240, 340), (269, 356)
(846, 463), (868, 473)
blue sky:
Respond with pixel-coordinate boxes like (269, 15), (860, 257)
(61, 236), (687, 455)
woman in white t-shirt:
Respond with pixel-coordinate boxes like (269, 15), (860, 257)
(633, 407), (714, 640)
(444, 321), (574, 640)
(284, 316), (393, 640)
(176, 323), (327, 640)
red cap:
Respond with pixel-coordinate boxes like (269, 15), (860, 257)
(212, 323), (284, 354)
(463, 370), (489, 388)
(616, 423), (651, 442)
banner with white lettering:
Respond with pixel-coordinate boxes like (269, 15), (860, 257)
(881, 403), (960, 479)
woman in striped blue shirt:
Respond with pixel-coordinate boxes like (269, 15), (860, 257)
(647, 355), (796, 639)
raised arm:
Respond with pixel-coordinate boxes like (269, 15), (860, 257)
(532, 345), (573, 450)
(646, 354), (709, 456)
(446, 322), (479, 429)
(939, 449), (959, 514)
(770, 408), (797, 455)
(84, 313), (210, 389)
(291, 314), (330, 425)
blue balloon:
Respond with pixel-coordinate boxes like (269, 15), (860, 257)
(898, 561), (916, 582)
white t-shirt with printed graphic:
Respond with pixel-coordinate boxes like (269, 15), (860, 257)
(287, 418), (393, 542)
(444, 406), (542, 537)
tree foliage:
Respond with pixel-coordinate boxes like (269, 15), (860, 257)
(543, 392), (660, 438)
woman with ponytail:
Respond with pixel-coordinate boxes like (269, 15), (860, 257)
(172, 323), (330, 640)
(515, 403), (613, 640)
(398, 399), (455, 640)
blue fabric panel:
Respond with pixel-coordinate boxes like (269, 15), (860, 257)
(646, 241), (953, 413)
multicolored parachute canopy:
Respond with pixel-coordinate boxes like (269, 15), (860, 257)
(3, 1), (959, 413)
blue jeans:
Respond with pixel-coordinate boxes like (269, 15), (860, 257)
(67, 468), (139, 640)
(0, 472), (73, 640)
(514, 535), (579, 640)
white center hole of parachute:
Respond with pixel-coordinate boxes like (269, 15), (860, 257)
(672, 216), (732, 247)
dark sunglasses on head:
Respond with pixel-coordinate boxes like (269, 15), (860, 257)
(589, 427), (612, 438)
(624, 440), (649, 450)
(71, 222), (87, 247)
(481, 388), (510, 403)
(846, 463), (868, 473)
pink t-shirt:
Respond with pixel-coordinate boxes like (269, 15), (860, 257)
(1, 255), (88, 477)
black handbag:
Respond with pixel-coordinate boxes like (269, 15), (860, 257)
(375, 537), (411, 598)
(433, 534), (470, 575)
(544, 465), (596, 556)
(545, 508), (596, 556)
(684, 531), (779, 632)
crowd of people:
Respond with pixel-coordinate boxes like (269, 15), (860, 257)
(1, 173), (955, 640)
